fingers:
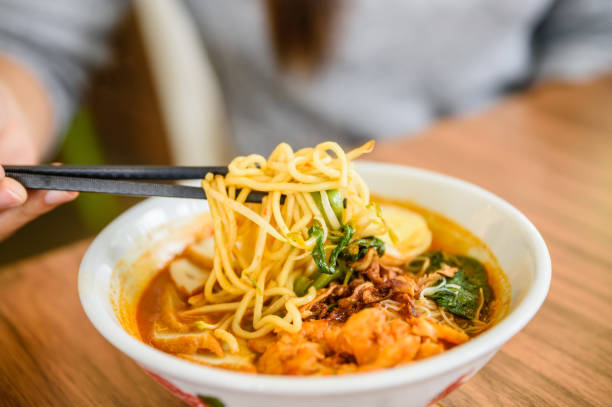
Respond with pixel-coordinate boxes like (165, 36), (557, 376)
(0, 164), (80, 242)
(0, 187), (78, 241)
(0, 176), (27, 209)
(0, 165), (27, 209)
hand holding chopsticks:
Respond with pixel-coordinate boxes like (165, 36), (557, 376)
(0, 165), (79, 242)
(3, 165), (269, 203)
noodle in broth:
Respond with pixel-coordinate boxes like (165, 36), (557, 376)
(131, 141), (508, 374)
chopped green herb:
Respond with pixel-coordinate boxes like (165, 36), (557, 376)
(339, 236), (385, 263)
(308, 223), (334, 274)
(308, 223), (353, 275)
(329, 225), (354, 267)
(300, 222), (386, 294)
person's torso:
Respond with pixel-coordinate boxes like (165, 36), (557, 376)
(186, 0), (552, 154)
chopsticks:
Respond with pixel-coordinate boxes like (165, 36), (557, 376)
(2, 165), (269, 203)
(4, 165), (228, 180)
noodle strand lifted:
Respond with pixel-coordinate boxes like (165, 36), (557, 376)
(197, 141), (376, 341)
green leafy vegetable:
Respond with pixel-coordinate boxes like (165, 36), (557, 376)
(327, 189), (344, 223)
(293, 275), (313, 297)
(311, 189), (344, 226)
(297, 223), (386, 295)
(294, 224), (353, 295)
(313, 260), (349, 289)
(308, 224), (353, 275)
(423, 251), (493, 320)
(426, 270), (480, 319)
(339, 236), (385, 263)
(329, 225), (354, 267)
(456, 256), (491, 294)
(425, 251), (448, 271)
(308, 223), (334, 274)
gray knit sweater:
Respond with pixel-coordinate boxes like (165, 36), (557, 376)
(1, 0), (611, 155)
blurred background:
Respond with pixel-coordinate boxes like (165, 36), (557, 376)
(0, 5), (176, 262)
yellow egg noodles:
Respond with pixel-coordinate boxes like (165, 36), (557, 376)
(187, 141), (385, 342)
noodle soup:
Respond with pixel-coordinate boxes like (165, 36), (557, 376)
(131, 199), (509, 375)
(112, 141), (510, 376)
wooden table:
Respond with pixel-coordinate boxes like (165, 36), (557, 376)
(1, 76), (611, 406)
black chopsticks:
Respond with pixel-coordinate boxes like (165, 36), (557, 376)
(2, 165), (268, 203)
(3, 165), (228, 180)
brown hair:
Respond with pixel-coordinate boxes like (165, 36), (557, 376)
(265, 0), (340, 73)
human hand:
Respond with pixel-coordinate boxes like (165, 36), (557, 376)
(0, 166), (78, 242)
(0, 58), (78, 242)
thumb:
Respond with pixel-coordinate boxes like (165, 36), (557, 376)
(0, 176), (27, 209)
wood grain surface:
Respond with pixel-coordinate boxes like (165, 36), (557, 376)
(1, 76), (611, 406)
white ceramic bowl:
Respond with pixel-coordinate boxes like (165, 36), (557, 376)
(79, 162), (551, 407)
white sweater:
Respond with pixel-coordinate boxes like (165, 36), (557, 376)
(1, 0), (611, 155)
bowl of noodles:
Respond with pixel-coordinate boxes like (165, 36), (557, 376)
(78, 141), (550, 407)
